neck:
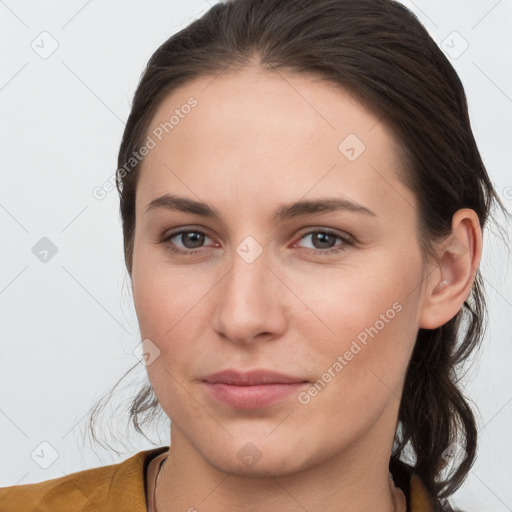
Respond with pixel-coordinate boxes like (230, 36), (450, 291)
(155, 419), (405, 512)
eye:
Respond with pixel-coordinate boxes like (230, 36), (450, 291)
(161, 229), (216, 256)
(294, 229), (353, 256)
(160, 227), (353, 257)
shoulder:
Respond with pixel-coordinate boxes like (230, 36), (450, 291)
(0, 446), (168, 512)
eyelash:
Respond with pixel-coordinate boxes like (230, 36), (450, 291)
(160, 228), (353, 257)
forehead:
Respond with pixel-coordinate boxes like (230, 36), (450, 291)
(135, 67), (412, 221)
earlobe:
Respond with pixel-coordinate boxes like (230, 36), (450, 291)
(418, 209), (482, 330)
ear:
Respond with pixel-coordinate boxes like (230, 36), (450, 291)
(419, 208), (482, 330)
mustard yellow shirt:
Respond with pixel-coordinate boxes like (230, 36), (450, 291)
(0, 446), (439, 511)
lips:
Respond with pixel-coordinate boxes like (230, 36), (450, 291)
(203, 368), (308, 385)
(202, 368), (309, 409)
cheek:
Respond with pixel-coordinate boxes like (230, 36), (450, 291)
(131, 241), (197, 339)
(294, 257), (420, 400)
(131, 249), (212, 372)
(132, 266), (202, 422)
(295, 292), (417, 446)
(133, 277), (196, 360)
(289, 255), (415, 344)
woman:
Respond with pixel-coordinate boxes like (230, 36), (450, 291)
(0, 0), (509, 511)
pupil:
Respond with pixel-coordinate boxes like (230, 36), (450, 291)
(184, 232), (204, 248)
(314, 233), (334, 249)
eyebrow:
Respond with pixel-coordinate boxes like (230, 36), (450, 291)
(145, 193), (376, 222)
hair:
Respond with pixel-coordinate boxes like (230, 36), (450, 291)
(85, 0), (510, 509)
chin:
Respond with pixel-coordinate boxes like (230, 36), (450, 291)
(198, 434), (321, 479)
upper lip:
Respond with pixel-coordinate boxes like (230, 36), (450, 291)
(203, 368), (308, 385)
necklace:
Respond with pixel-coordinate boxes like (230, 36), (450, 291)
(152, 460), (406, 512)
(151, 454), (168, 512)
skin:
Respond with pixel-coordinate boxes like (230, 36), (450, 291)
(131, 66), (482, 511)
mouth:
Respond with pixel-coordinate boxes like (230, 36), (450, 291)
(202, 368), (309, 409)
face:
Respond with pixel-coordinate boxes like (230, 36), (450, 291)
(131, 67), (429, 476)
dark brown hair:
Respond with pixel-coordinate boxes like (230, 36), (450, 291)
(86, 0), (510, 509)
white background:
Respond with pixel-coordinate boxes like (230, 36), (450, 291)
(1, 1), (511, 510)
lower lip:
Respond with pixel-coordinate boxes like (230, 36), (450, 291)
(203, 382), (308, 409)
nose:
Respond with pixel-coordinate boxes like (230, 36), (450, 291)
(212, 244), (288, 346)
